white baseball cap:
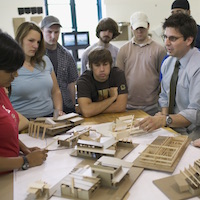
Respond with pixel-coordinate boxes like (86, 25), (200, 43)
(130, 12), (149, 30)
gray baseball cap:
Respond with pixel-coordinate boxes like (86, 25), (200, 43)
(41, 15), (62, 29)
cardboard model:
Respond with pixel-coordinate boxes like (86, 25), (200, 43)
(53, 157), (144, 200)
(28, 113), (84, 139)
(133, 135), (191, 172)
(153, 159), (200, 200)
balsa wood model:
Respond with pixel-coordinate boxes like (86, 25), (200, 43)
(71, 133), (136, 159)
(57, 127), (101, 148)
(55, 156), (143, 200)
(28, 113), (84, 139)
(110, 115), (147, 139)
(26, 181), (51, 200)
(133, 135), (191, 172)
(153, 159), (200, 200)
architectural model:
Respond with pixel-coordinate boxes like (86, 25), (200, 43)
(110, 115), (146, 139)
(58, 127), (101, 148)
(58, 156), (137, 200)
(153, 159), (200, 200)
(28, 113), (84, 139)
(91, 156), (132, 188)
(71, 132), (135, 159)
(60, 166), (101, 200)
(133, 135), (191, 172)
(175, 159), (200, 195)
(26, 180), (51, 200)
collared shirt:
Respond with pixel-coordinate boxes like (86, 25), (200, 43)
(159, 48), (200, 133)
(116, 37), (166, 108)
(46, 43), (78, 112)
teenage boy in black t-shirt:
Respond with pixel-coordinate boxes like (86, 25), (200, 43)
(77, 47), (128, 117)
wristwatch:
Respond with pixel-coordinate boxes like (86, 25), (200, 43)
(166, 115), (173, 127)
(22, 156), (29, 170)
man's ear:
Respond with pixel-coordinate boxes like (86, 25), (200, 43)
(147, 23), (150, 30)
(186, 36), (194, 46)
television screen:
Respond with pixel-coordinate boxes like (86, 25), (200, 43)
(62, 33), (75, 46)
(77, 32), (89, 46)
(62, 31), (90, 61)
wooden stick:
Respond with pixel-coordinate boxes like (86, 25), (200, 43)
(71, 177), (74, 194)
(181, 170), (198, 188)
(36, 124), (40, 138)
(42, 126), (47, 140)
(45, 139), (58, 149)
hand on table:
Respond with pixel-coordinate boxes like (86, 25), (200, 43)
(26, 149), (48, 167)
(193, 138), (200, 148)
(134, 115), (166, 132)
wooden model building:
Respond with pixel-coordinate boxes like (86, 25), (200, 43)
(71, 133), (135, 159)
(175, 159), (200, 196)
(153, 159), (200, 200)
(27, 157), (143, 200)
(133, 135), (191, 172)
(110, 115), (146, 139)
(59, 156), (134, 200)
(57, 127), (101, 148)
(28, 113), (84, 139)
(91, 156), (132, 188)
(26, 180), (51, 200)
(60, 166), (101, 200)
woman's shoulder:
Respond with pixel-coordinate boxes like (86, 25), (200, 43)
(42, 55), (53, 71)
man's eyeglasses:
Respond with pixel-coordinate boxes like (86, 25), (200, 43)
(162, 35), (184, 42)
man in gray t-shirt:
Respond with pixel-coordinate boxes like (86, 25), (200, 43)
(81, 17), (120, 74)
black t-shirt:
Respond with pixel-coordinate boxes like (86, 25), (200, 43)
(46, 48), (58, 75)
(77, 67), (128, 102)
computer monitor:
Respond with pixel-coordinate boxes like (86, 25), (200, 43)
(62, 31), (90, 61)
(77, 32), (89, 46)
(62, 31), (89, 48)
(62, 32), (76, 47)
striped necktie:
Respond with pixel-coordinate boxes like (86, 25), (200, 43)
(168, 60), (180, 114)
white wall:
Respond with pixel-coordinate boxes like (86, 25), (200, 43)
(103, 0), (200, 30)
(1, 0), (200, 39)
(1, 0), (44, 37)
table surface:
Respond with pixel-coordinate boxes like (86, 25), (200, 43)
(2, 110), (200, 200)
(81, 110), (148, 125)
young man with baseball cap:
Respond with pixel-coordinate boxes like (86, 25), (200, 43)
(171, 0), (200, 48)
(116, 11), (166, 116)
(41, 15), (78, 114)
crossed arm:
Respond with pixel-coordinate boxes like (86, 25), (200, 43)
(78, 87), (127, 117)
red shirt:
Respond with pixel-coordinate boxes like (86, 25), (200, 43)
(0, 87), (19, 158)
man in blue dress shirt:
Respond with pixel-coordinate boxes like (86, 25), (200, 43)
(135, 13), (200, 140)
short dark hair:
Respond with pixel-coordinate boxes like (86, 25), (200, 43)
(88, 47), (113, 69)
(96, 17), (120, 39)
(163, 13), (197, 48)
(0, 30), (24, 72)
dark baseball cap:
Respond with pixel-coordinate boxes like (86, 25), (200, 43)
(171, 0), (190, 10)
(41, 15), (62, 29)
